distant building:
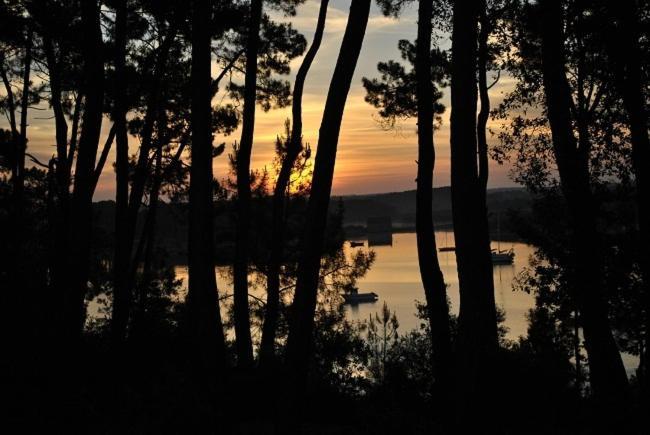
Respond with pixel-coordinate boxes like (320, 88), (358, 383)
(367, 216), (392, 246)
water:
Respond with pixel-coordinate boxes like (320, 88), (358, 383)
(174, 231), (535, 339)
(345, 232), (536, 339)
(172, 231), (639, 373)
(343, 232), (639, 373)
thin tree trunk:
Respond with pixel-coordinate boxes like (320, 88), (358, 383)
(61, 0), (104, 340)
(14, 27), (33, 221)
(0, 55), (19, 319)
(605, 0), (650, 398)
(91, 124), (117, 191)
(133, 141), (163, 337)
(112, 27), (176, 344)
(41, 37), (77, 341)
(111, 0), (131, 346)
(0, 53), (21, 290)
(185, 0), (226, 368)
(260, 0), (330, 367)
(2, 26), (32, 360)
(233, 0), (263, 368)
(43, 35), (71, 200)
(477, 3), (490, 191)
(11, 28), (33, 300)
(50, 91), (83, 313)
(538, 0), (629, 408)
(68, 94), (82, 164)
(449, 0), (498, 425)
(414, 0), (452, 418)
(0, 56), (18, 142)
(128, 141), (187, 295)
(286, 0), (371, 398)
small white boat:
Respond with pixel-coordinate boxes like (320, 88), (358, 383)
(492, 248), (515, 264)
(342, 290), (378, 304)
(491, 213), (514, 264)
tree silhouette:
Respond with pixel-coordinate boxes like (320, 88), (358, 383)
(449, 0), (498, 427)
(232, 0), (263, 368)
(261, 0), (329, 367)
(0, 0), (36, 344)
(602, 0), (650, 398)
(365, 0), (453, 422)
(111, 0), (130, 348)
(413, 0), (452, 417)
(536, 0), (629, 414)
(232, 0), (307, 368)
(60, 0), (105, 342)
(286, 0), (371, 406)
(0, 0), (647, 432)
(185, 0), (226, 372)
(112, 7), (180, 345)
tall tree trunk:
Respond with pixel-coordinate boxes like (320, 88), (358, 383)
(538, 0), (629, 408)
(0, 55), (18, 143)
(185, 0), (226, 368)
(43, 35), (71, 201)
(133, 141), (163, 338)
(40, 34), (77, 345)
(111, 0), (131, 346)
(111, 28), (176, 343)
(1, 32), (30, 302)
(477, 2), (490, 191)
(14, 27), (32, 222)
(233, 0), (263, 368)
(61, 0), (104, 341)
(11, 28), (33, 303)
(286, 0), (371, 397)
(449, 0), (497, 425)
(0, 53), (19, 316)
(605, 0), (650, 398)
(2, 25), (33, 368)
(260, 0), (330, 367)
(68, 94), (82, 164)
(414, 0), (452, 416)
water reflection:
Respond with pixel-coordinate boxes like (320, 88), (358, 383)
(173, 232), (535, 338)
(346, 232), (536, 339)
(171, 231), (639, 373)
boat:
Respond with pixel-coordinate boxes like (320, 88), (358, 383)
(349, 241), (365, 247)
(438, 232), (455, 252)
(342, 289), (378, 304)
(492, 248), (515, 264)
(491, 213), (515, 264)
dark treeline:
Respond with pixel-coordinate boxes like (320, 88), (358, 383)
(0, 0), (648, 433)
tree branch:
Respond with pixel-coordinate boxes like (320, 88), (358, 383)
(92, 123), (117, 191)
(25, 152), (49, 168)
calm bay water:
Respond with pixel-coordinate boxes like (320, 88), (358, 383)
(345, 232), (535, 339)
(175, 231), (535, 339)
(172, 231), (639, 373)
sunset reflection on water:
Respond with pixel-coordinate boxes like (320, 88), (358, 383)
(345, 232), (536, 339)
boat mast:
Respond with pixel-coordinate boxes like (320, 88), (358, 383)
(497, 212), (501, 252)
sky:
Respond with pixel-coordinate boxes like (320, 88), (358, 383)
(5, 0), (519, 201)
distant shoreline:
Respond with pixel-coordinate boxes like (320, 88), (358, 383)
(343, 226), (524, 243)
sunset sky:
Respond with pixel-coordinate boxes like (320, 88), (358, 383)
(10, 0), (518, 201)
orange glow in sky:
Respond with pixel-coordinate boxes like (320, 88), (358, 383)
(6, 0), (517, 201)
